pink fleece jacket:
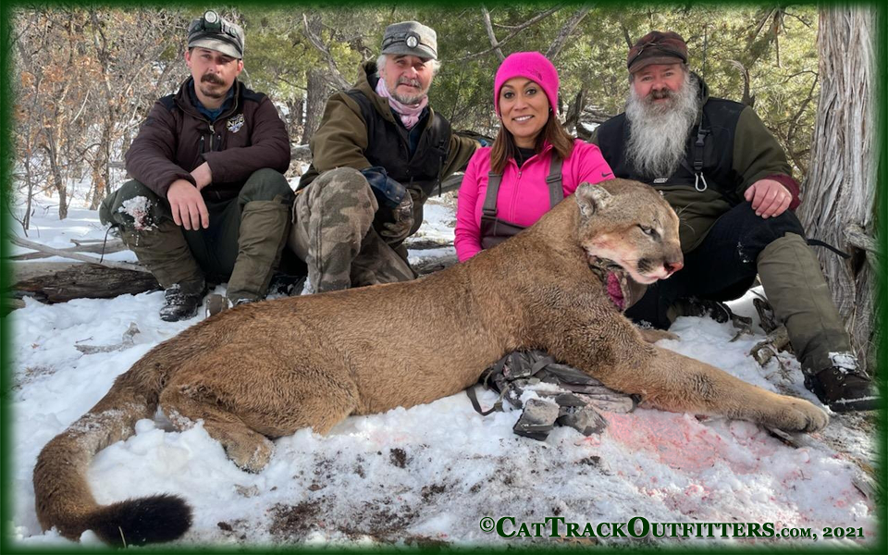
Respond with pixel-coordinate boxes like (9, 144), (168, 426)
(455, 140), (614, 261)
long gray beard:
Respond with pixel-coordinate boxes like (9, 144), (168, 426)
(624, 72), (700, 179)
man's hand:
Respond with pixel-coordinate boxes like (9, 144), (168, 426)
(744, 179), (792, 219)
(191, 162), (213, 190)
(167, 179), (209, 230)
(379, 194), (414, 244)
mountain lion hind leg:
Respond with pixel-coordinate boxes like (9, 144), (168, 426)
(160, 343), (359, 472)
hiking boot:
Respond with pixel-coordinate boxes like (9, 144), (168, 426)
(672, 297), (732, 323)
(804, 365), (879, 413)
(204, 293), (256, 318)
(159, 282), (206, 322)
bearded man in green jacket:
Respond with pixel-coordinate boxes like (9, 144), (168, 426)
(591, 31), (877, 413)
(289, 21), (480, 293)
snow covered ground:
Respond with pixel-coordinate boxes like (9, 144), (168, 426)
(5, 189), (879, 548)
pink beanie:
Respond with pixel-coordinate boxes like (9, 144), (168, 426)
(494, 51), (560, 116)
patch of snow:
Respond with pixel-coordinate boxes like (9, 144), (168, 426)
(118, 195), (154, 231)
(6, 192), (877, 548)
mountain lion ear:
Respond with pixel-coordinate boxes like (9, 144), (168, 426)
(575, 183), (611, 221)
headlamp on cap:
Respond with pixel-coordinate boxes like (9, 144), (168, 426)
(187, 10), (243, 58)
(202, 10), (221, 32)
(383, 32), (427, 52)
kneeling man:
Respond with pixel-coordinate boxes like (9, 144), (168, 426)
(101, 10), (293, 320)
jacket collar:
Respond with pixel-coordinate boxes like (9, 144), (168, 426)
(505, 141), (555, 169)
(356, 61), (433, 130)
(176, 77), (241, 122)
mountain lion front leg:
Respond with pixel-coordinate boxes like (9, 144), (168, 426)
(604, 345), (829, 433)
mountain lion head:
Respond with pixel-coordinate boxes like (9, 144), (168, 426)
(574, 179), (683, 310)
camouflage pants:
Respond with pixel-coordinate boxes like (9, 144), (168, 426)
(288, 167), (415, 293)
(100, 169), (294, 302)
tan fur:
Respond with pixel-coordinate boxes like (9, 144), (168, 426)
(33, 179), (828, 545)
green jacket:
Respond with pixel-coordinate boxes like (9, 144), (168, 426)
(300, 62), (479, 232)
(591, 75), (799, 251)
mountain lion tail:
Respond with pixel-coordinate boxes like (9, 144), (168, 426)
(32, 356), (192, 546)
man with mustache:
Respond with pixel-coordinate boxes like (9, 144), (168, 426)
(101, 10), (292, 321)
(290, 21), (481, 292)
(591, 31), (877, 412)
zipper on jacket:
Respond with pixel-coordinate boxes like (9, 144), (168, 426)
(199, 135), (205, 155)
(208, 123), (215, 151)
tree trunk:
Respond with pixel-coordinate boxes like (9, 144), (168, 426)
(797, 5), (879, 374)
(287, 97), (305, 143)
(46, 140), (69, 220)
(302, 69), (327, 144)
(89, 120), (113, 209)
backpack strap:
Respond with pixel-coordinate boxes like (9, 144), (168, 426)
(678, 94), (712, 192)
(481, 172), (502, 219)
(545, 154), (564, 208)
(482, 153), (564, 220)
(465, 385), (503, 416)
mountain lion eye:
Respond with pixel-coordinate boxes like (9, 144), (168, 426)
(638, 225), (654, 236)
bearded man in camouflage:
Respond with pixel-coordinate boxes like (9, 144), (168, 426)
(289, 21), (480, 293)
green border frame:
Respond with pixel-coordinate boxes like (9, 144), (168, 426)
(1, 1), (885, 554)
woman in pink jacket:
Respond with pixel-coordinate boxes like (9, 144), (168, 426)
(455, 51), (614, 261)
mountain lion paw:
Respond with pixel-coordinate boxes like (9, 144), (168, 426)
(768, 397), (829, 433)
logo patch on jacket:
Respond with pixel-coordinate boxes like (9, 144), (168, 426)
(226, 114), (245, 133)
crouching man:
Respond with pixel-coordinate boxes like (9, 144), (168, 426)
(591, 31), (877, 412)
(101, 10), (293, 321)
(289, 21), (480, 293)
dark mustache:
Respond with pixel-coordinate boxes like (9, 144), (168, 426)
(201, 73), (225, 85)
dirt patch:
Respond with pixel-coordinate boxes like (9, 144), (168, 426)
(421, 483), (446, 501)
(11, 365), (58, 393)
(389, 447), (408, 468)
(337, 501), (420, 542)
(269, 501), (322, 541)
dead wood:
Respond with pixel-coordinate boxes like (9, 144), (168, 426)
(11, 262), (160, 305)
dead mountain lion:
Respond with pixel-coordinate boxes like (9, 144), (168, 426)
(34, 179), (828, 545)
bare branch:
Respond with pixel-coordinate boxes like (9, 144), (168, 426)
(619, 23), (633, 48)
(301, 13), (352, 91)
(784, 11), (814, 29)
(546, 7), (590, 60)
(481, 6), (505, 62)
(844, 224), (879, 259)
(7, 238), (127, 261)
(450, 6), (563, 62)
(9, 236), (148, 272)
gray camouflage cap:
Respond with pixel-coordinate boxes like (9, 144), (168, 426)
(381, 21), (437, 60)
(187, 10), (244, 59)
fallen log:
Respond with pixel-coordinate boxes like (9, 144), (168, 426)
(5, 232), (458, 314)
(10, 262), (160, 305)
